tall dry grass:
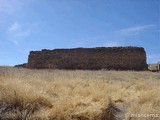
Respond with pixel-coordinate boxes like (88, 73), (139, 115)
(0, 66), (160, 120)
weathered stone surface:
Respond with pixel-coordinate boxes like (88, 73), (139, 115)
(148, 61), (160, 72)
(27, 46), (147, 70)
(158, 61), (160, 71)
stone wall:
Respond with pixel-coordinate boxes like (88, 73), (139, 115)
(27, 47), (148, 70)
(157, 62), (160, 71)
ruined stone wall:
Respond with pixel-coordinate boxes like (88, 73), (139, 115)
(27, 47), (148, 70)
(157, 62), (160, 71)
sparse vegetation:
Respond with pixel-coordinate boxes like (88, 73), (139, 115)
(0, 66), (160, 120)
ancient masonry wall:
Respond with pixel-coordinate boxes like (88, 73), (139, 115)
(27, 47), (148, 70)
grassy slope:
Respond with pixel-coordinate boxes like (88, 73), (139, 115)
(0, 66), (160, 120)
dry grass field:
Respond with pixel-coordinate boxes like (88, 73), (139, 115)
(0, 66), (160, 120)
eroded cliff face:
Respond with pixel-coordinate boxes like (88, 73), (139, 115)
(27, 47), (148, 70)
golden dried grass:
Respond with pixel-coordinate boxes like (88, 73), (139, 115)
(0, 66), (160, 120)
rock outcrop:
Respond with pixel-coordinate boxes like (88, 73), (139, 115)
(27, 47), (148, 70)
(14, 63), (27, 68)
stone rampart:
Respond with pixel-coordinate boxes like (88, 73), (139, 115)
(27, 47), (148, 70)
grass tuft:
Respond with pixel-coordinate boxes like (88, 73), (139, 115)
(101, 98), (123, 120)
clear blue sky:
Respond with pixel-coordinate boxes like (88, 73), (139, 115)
(0, 0), (159, 65)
